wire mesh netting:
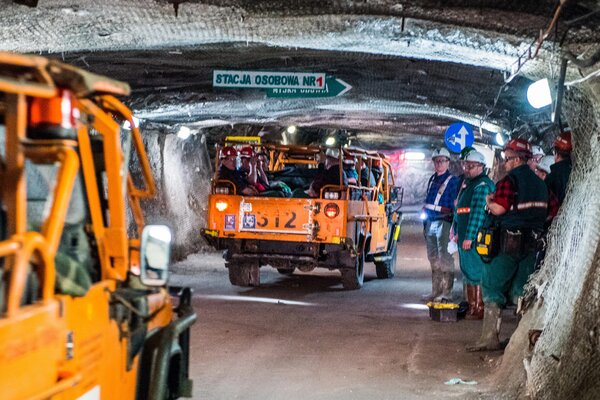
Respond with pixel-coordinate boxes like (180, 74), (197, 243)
(495, 51), (600, 399)
(525, 82), (600, 399)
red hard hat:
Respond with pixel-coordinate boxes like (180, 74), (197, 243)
(554, 131), (572, 152)
(220, 146), (238, 158)
(504, 138), (532, 156)
(373, 158), (382, 167)
(343, 152), (356, 164)
(239, 146), (254, 158)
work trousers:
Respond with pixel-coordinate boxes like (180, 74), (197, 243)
(458, 246), (484, 285)
(482, 250), (536, 307)
(424, 219), (454, 273)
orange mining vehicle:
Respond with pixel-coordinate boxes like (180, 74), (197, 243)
(0, 52), (196, 399)
(203, 140), (403, 289)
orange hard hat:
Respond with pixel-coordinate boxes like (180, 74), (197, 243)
(239, 146), (254, 158)
(504, 138), (532, 157)
(220, 146), (238, 158)
(554, 131), (572, 152)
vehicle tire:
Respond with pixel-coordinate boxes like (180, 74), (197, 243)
(375, 241), (398, 279)
(276, 268), (295, 275)
(227, 262), (260, 287)
(341, 250), (364, 290)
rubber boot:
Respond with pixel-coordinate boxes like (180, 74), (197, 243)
(421, 270), (443, 302)
(434, 271), (454, 302)
(466, 303), (502, 352)
(465, 284), (484, 320)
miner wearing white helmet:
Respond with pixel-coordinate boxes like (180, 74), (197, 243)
(421, 147), (460, 302)
(534, 155), (554, 180)
(527, 145), (545, 172)
(453, 150), (495, 319)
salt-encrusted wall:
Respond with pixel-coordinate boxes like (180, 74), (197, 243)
(130, 127), (213, 260)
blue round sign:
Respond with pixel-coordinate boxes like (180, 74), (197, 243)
(444, 122), (474, 153)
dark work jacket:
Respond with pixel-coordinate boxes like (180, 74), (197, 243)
(360, 167), (376, 187)
(545, 157), (571, 206)
(312, 164), (348, 194)
(500, 164), (548, 231)
(218, 166), (248, 194)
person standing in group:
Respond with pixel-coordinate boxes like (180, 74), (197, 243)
(527, 145), (545, 172)
(421, 148), (460, 302)
(533, 154), (559, 270)
(546, 130), (573, 206)
(457, 146), (475, 190)
(467, 139), (548, 352)
(453, 151), (495, 319)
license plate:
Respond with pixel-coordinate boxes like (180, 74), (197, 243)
(240, 199), (312, 234)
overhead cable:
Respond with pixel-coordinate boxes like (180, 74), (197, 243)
(504, 0), (569, 83)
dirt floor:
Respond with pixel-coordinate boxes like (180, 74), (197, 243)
(170, 217), (517, 400)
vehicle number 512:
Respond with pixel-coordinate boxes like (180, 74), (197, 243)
(255, 212), (297, 229)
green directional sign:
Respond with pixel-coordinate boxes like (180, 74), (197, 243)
(266, 76), (352, 98)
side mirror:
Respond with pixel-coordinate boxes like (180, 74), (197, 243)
(140, 225), (172, 287)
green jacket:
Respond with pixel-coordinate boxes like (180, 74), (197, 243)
(455, 173), (495, 241)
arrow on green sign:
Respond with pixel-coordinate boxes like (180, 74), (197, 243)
(266, 77), (352, 98)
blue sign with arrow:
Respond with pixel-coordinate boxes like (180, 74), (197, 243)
(444, 122), (474, 153)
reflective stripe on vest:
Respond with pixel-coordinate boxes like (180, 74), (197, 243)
(424, 204), (452, 213)
(456, 207), (471, 214)
(425, 175), (453, 214)
(516, 201), (548, 210)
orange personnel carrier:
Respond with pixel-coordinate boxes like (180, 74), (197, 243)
(0, 53), (196, 399)
(203, 142), (403, 290)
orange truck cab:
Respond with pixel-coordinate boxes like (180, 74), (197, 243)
(0, 52), (196, 399)
(203, 141), (403, 290)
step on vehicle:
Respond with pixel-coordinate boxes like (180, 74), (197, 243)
(0, 52), (196, 400)
(203, 139), (403, 290)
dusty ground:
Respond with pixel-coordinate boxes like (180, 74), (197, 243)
(170, 217), (517, 400)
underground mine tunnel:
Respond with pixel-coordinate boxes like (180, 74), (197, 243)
(1, 1), (599, 399)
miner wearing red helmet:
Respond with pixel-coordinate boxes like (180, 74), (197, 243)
(342, 152), (358, 185)
(239, 146), (258, 188)
(218, 146), (258, 196)
(546, 130), (572, 205)
(468, 138), (548, 352)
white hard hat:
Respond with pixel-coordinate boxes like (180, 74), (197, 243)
(531, 145), (545, 157)
(464, 150), (486, 165)
(431, 148), (451, 160)
(325, 148), (340, 158)
(536, 155), (554, 174)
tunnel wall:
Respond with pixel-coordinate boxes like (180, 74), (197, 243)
(493, 73), (600, 399)
(131, 128), (213, 261)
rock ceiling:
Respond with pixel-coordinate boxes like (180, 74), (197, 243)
(1, 0), (599, 149)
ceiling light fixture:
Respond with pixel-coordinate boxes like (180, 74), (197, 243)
(325, 136), (336, 146)
(495, 132), (505, 146)
(286, 125), (297, 134)
(527, 78), (553, 109)
(404, 151), (426, 161)
(122, 116), (140, 130)
(177, 126), (191, 140)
